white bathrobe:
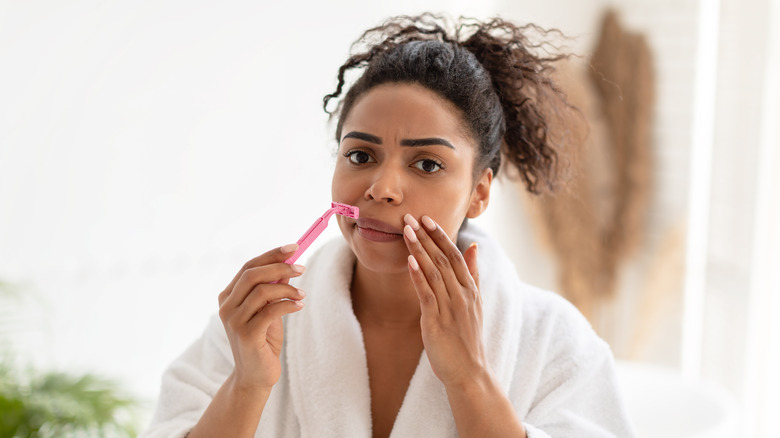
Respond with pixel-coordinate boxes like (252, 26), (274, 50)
(141, 224), (635, 437)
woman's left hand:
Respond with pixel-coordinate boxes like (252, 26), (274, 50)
(402, 214), (489, 389)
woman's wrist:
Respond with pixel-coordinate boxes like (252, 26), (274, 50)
(444, 367), (527, 438)
(228, 371), (274, 401)
(188, 372), (272, 438)
(443, 365), (495, 400)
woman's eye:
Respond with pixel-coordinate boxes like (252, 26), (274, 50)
(346, 150), (374, 164)
(412, 159), (443, 173)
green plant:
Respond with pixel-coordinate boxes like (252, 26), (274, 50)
(0, 280), (141, 438)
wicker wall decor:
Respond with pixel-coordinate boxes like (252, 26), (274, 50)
(524, 10), (654, 321)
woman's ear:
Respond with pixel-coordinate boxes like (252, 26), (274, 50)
(466, 168), (493, 219)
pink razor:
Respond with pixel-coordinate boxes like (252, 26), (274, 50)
(284, 202), (359, 264)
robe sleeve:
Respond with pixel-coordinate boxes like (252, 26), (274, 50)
(513, 291), (635, 437)
(139, 315), (233, 438)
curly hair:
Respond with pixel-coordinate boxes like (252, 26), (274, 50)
(323, 13), (576, 194)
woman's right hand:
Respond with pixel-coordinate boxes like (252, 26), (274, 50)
(217, 243), (306, 392)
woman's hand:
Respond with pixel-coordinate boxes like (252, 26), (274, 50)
(217, 244), (306, 392)
(402, 214), (489, 389)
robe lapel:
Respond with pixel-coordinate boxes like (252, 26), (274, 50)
(389, 353), (456, 438)
(286, 241), (372, 437)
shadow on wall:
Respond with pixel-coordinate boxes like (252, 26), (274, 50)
(518, 10), (686, 362)
(516, 10), (739, 437)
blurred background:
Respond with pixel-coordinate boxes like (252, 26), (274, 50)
(0, 0), (777, 436)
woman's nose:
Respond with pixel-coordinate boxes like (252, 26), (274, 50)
(365, 165), (403, 204)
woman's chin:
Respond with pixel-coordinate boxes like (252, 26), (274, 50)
(341, 225), (407, 274)
(350, 245), (410, 276)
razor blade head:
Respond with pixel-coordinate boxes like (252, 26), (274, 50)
(331, 202), (359, 218)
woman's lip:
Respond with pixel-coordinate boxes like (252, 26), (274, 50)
(355, 217), (403, 235)
(354, 217), (404, 243)
(356, 226), (403, 242)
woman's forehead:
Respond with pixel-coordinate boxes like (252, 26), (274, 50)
(340, 83), (474, 145)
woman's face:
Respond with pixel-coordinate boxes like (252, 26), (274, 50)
(332, 82), (492, 274)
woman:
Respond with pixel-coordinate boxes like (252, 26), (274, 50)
(143, 14), (634, 438)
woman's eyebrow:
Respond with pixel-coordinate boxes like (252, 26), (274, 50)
(341, 131), (455, 150)
(400, 138), (455, 149)
(342, 131), (382, 144)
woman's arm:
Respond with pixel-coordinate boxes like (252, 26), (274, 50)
(402, 214), (632, 437)
(402, 214), (526, 437)
(445, 368), (527, 438)
(187, 372), (271, 438)
(143, 244), (306, 438)
(189, 244), (304, 436)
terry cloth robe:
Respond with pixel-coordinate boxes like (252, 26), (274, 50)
(141, 223), (635, 438)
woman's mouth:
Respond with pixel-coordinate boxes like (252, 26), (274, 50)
(355, 217), (403, 242)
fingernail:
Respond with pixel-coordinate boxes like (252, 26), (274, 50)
(291, 264), (306, 274)
(281, 243), (298, 253)
(404, 225), (418, 242)
(408, 255), (419, 270)
(404, 214), (420, 230)
(422, 216), (436, 231)
(297, 288), (306, 298)
(295, 300), (304, 307)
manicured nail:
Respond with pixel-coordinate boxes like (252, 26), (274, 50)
(404, 214), (420, 230)
(408, 255), (419, 270)
(404, 225), (418, 242)
(297, 288), (306, 298)
(291, 264), (306, 274)
(421, 216), (436, 231)
(281, 243), (298, 253)
(295, 300), (304, 307)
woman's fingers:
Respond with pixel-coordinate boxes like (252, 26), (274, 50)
(221, 261), (305, 310)
(407, 253), (439, 315)
(218, 243), (299, 306)
(463, 242), (482, 315)
(403, 218), (451, 308)
(234, 283), (306, 324)
(403, 214), (476, 300)
(419, 216), (476, 289)
(463, 242), (479, 290)
(248, 299), (305, 340)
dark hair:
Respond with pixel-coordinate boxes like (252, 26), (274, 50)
(323, 13), (576, 194)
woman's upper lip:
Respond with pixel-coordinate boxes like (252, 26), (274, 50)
(355, 217), (402, 235)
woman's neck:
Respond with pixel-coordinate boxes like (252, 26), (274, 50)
(350, 262), (422, 329)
